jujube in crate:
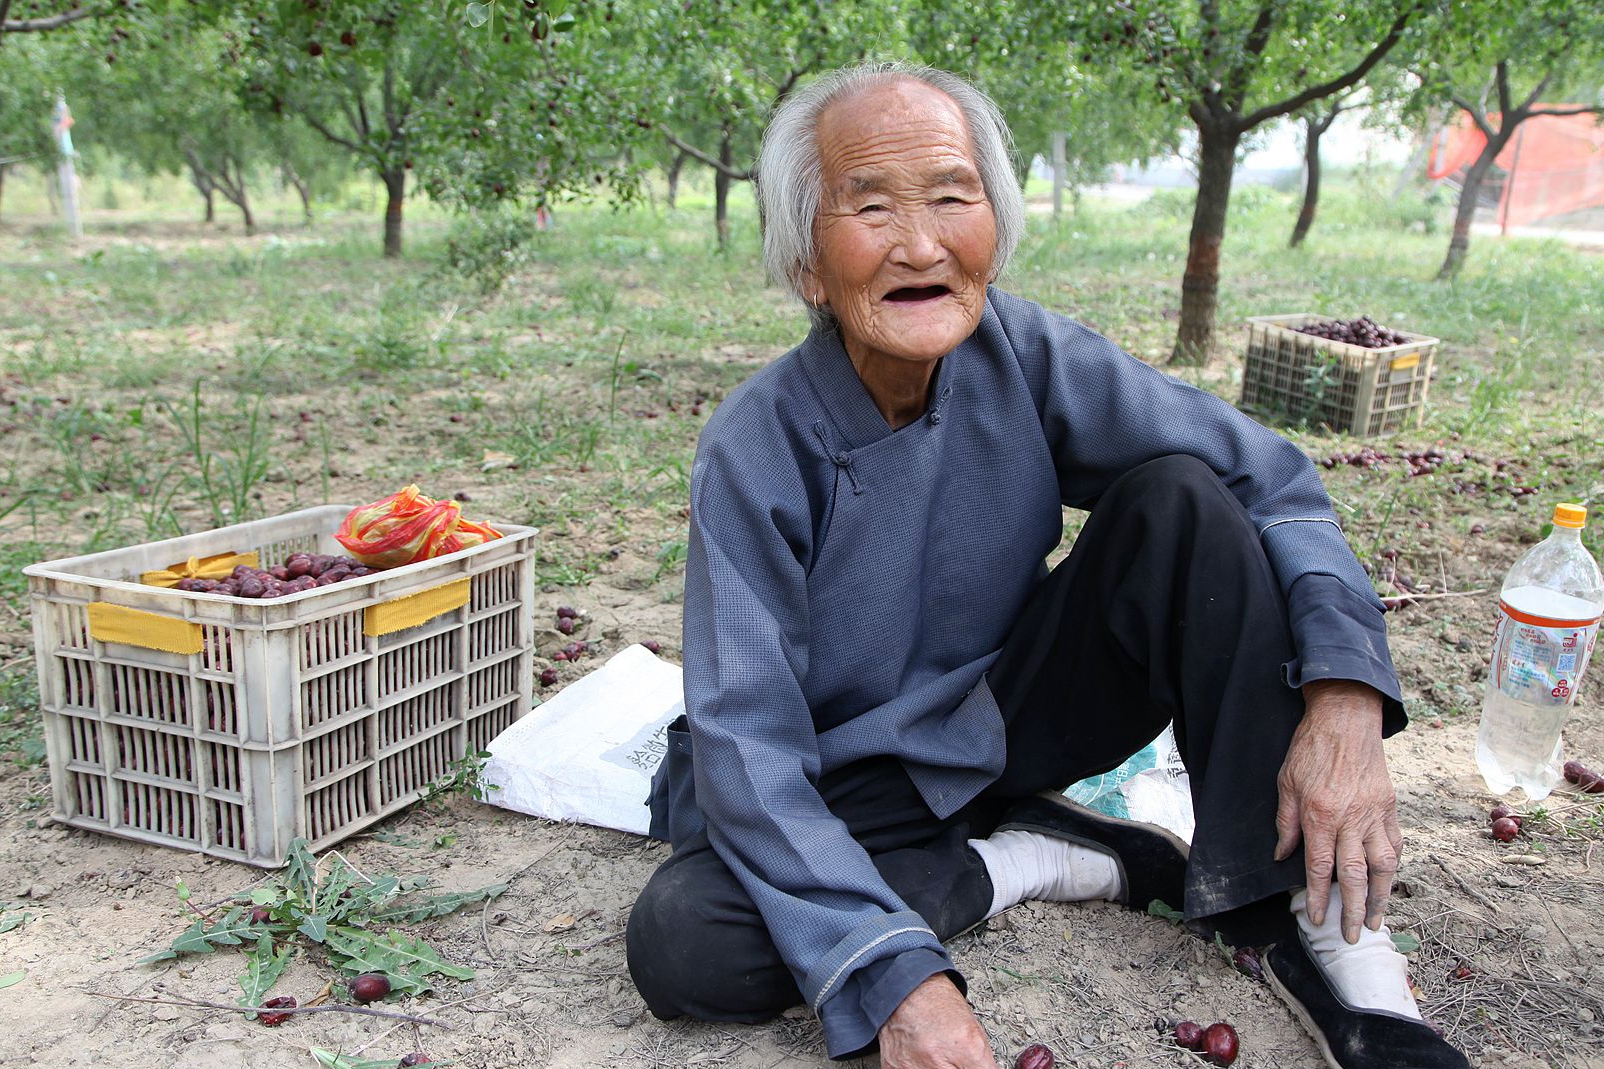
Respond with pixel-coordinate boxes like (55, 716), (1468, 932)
(174, 553), (376, 598)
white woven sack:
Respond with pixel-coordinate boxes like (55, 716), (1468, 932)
(481, 643), (682, 836)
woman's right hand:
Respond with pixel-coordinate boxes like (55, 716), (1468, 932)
(878, 974), (999, 1069)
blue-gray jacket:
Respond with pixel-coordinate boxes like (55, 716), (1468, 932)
(653, 289), (1402, 1057)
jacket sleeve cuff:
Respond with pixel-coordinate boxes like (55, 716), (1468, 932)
(1281, 573), (1407, 736)
(819, 947), (960, 1060)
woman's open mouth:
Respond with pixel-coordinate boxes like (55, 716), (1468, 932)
(883, 285), (951, 303)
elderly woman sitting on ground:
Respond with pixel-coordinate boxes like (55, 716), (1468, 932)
(624, 62), (1468, 1069)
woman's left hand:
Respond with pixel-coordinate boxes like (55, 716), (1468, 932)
(879, 975), (999, 1069)
(1273, 679), (1403, 943)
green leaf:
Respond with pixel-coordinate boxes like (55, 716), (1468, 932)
(1146, 899), (1185, 924)
(1391, 931), (1422, 954)
(369, 883), (507, 926)
(464, 2), (491, 28)
(0, 911), (33, 935)
(284, 838), (319, 904)
(297, 914), (329, 944)
(312, 1050), (441, 1069)
(324, 927), (475, 996)
(147, 906), (254, 960)
(0, 971), (23, 990)
(248, 888), (279, 907)
(372, 831), (423, 848)
(237, 935), (293, 1009)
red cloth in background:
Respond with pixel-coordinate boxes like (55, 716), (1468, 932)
(1429, 110), (1604, 227)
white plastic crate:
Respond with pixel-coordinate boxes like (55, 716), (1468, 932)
(23, 505), (537, 867)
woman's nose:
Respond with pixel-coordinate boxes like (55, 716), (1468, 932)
(891, 212), (946, 269)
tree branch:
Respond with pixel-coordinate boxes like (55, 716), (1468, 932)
(1314, 101), (1344, 136)
(182, 144), (221, 188)
(773, 66), (807, 107)
(382, 57), (399, 138)
(1238, 5), (1416, 130)
(1, 5), (97, 36)
(0, 2), (15, 34)
(1495, 60), (1512, 117)
(1515, 70), (1555, 114)
(662, 130), (752, 180)
(1529, 103), (1604, 118)
(87, 990), (448, 1029)
(354, 80), (372, 142)
(1220, 2), (1278, 108)
(1449, 92), (1496, 140)
(1241, 2), (1278, 59)
(300, 110), (375, 160)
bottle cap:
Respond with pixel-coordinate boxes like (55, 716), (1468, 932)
(1554, 503), (1587, 529)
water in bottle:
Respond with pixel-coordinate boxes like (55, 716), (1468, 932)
(1476, 503), (1603, 800)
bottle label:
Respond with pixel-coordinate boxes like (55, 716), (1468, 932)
(1490, 601), (1600, 706)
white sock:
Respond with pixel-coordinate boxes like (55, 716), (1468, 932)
(969, 829), (1123, 919)
(1291, 886), (1422, 1020)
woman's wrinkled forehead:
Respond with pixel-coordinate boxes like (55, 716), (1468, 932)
(815, 79), (982, 198)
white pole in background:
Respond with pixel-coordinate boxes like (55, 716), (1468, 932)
(1051, 129), (1067, 220)
(53, 93), (81, 239)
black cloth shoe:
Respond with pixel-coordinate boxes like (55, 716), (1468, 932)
(1265, 931), (1469, 1069)
(993, 791), (1188, 912)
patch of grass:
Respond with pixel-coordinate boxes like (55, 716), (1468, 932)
(0, 176), (1598, 606)
(0, 672), (44, 769)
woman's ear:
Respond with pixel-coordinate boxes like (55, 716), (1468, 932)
(800, 265), (826, 307)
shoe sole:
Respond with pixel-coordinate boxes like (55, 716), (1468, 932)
(1005, 793), (1192, 854)
(1266, 949), (1345, 1069)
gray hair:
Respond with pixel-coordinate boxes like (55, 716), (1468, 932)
(754, 62), (1026, 332)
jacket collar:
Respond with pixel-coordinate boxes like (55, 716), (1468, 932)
(796, 301), (983, 451)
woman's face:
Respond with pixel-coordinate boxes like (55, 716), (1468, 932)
(806, 79), (997, 373)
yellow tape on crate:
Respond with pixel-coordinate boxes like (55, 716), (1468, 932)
(87, 603), (204, 655)
(140, 550), (260, 588)
(364, 578), (471, 637)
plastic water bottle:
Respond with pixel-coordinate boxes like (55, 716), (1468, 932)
(1476, 503), (1603, 800)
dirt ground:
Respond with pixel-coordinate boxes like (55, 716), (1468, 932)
(3, 519), (1603, 1069)
(1, 215), (1601, 1068)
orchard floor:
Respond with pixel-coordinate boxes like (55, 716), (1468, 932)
(2, 203), (1603, 1069)
(3, 504), (1603, 1069)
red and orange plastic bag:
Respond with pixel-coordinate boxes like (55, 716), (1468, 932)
(336, 485), (503, 569)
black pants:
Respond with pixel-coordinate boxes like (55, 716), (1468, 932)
(627, 455), (1317, 1023)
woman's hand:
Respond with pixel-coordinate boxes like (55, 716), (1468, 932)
(1274, 679), (1403, 943)
(879, 974), (999, 1069)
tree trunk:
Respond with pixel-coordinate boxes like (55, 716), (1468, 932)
(1437, 140), (1504, 280)
(383, 167), (405, 258)
(714, 128), (732, 250)
(212, 159), (255, 236)
(0, 163), (6, 222)
(215, 183), (253, 234)
(188, 164), (215, 223)
(666, 149), (687, 210)
(1290, 116), (1323, 248)
(237, 189), (255, 235)
(284, 164), (311, 224)
(1172, 122), (1243, 365)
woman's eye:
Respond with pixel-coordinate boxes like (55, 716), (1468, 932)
(858, 203), (886, 214)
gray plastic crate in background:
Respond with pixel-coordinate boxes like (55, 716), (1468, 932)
(1240, 313), (1440, 436)
(24, 506), (537, 867)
